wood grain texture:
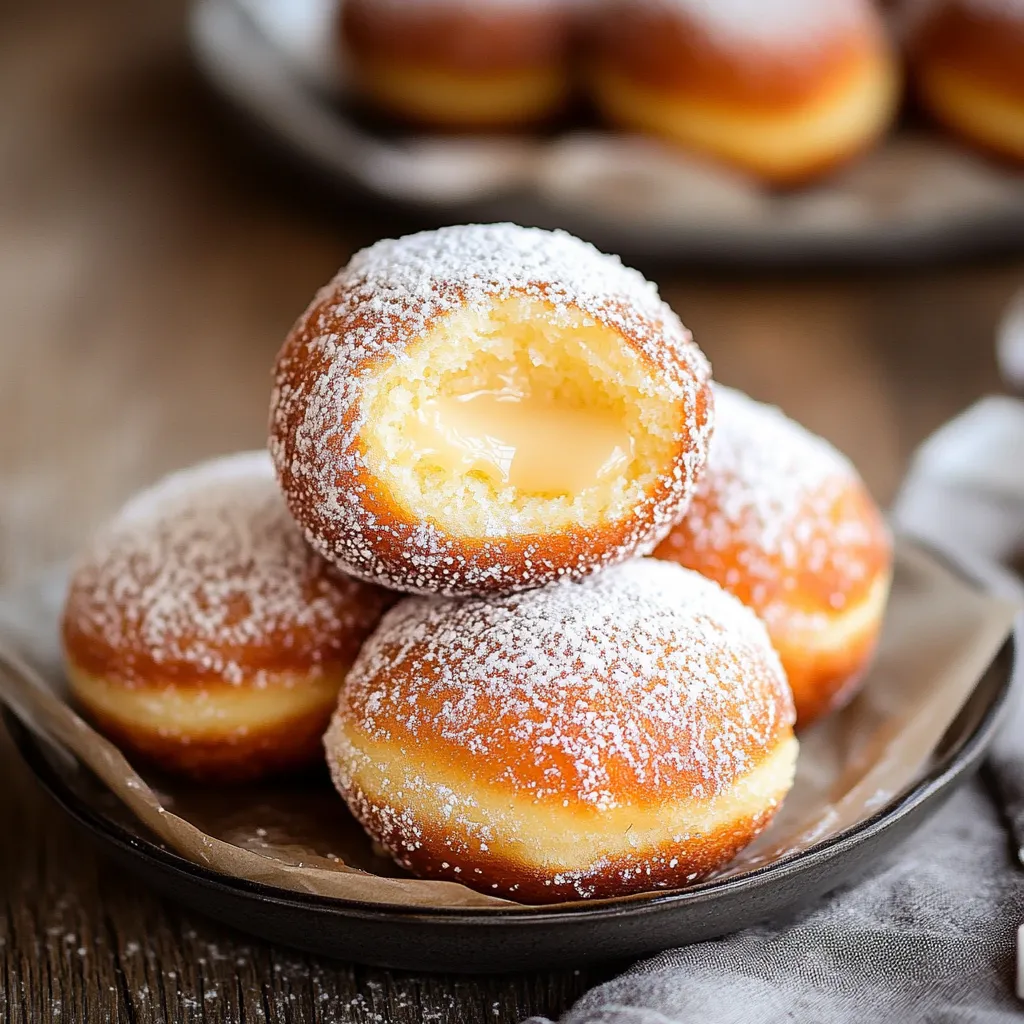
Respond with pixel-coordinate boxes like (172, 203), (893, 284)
(0, 0), (1020, 1020)
(0, 729), (605, 1022)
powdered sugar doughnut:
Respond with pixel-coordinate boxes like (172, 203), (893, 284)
(270, 224), (713, 597)
(909, 0), (1024, 164)
(589, 0), (900, 184)
(61, 452), (394, 782)
(341, 0), (575, 129)
(325, 558), (798, 902)
(654, 386), (892, 726)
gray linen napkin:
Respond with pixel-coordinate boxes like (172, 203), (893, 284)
(527, 397), (1024, 1024)
(895, 397), (1024, 859)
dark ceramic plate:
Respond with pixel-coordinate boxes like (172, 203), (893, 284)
(5, 548), (1019, 973)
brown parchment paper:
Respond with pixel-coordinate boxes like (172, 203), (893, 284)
(0, 538), (1016, 910)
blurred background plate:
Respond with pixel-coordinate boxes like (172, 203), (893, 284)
(190, 0), (1024, 267)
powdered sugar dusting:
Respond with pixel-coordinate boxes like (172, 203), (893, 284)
(634, 0), (869, 47)
(903, 0), (1024, 43)
(328, 558), (794, 814)
(657, 386), (885, 623)
(62, 452), (391, 687)
(356, 0), (567, 10)
(957, 0), (1024, 20)
(270, 223), (712, 595)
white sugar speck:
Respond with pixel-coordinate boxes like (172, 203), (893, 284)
(621, 0), (870, 48)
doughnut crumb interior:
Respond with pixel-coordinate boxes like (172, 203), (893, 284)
(359, 296), (684, 538)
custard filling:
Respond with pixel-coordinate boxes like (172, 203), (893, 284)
(359, 297), (681, 537)
(411, 372), (635, 497)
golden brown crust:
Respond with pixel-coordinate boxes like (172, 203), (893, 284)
(270, 225), (713, 596)
(656, 478), (890, 620)
(778, 637), (877, 726)
(341, 0), (572, 74)
(909, 1), (1024, 162)
(358, 799), (783, 903)
(655, 484), (889, 727)
(71, 678), (338, 783)
(910, 2), (1024, 104)
(61, 559), (389, 692)
(591, 4), (887, 111)
(592, 67), (896, 186)
(60, 453), (393, 692)
(338, 621), (791, 807)
(60, 453), (394, 781)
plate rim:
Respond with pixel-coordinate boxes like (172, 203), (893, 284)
(4, 540), (1020, 925)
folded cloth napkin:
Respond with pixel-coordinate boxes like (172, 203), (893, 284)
(895, 397), (1024, 858)
(527, 397), (1024, 1024)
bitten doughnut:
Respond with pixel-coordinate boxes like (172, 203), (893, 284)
(909, 0), (1024, 164)
(589, 0), (901, 184)
(341, 0), (574, 129)
(654, 387), (892, 726)
(325, 559), (798, 902)
(61, 452), (393, 782)
(270, 224), (712, 597)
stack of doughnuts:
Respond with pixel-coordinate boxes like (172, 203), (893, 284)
(337, 0), (1024, 182)
(63, 223), (891, 902)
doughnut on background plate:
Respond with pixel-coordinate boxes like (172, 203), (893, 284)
(908, 0), (1024, 165)
(589, 0), (901, 185)
(340, 0), (575, 130)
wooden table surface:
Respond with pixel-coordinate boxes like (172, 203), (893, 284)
(1, 1), (1022, 1021)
